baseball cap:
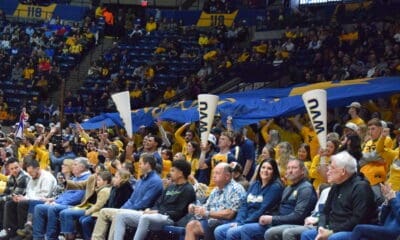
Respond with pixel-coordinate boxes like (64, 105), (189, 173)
(345, 122), (359, 132)
(208, 133), (217, 146)
(35, 123), (45, 128)
(346, 102), (361, 108)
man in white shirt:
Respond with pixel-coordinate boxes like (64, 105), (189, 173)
(0, 159), (56, 239)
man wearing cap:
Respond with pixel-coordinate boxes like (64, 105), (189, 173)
(34, 123), (45, 136)
(346, 101), (365, 126)
(113, 159), (196, 240)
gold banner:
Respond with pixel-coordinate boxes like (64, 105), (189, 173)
(196, 10), (238, 27)
(14, 3), (57, 19)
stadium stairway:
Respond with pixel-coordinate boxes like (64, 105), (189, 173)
(49, 37), (114, 105)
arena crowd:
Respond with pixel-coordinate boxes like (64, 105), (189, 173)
(0, 0), (399, 240)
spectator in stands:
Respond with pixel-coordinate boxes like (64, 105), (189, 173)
(361, 118), (393, 203)
(19, 158), (90, 239)
(185, 162), (246, 240)
(350, 182), (400, 239)
(48, 133), (77, 174)
(91, 154), (163, 239)
(301, 151), (377, 240)
(95, 5), (105, 19)
(23, 62), (35, 82)
(113, 159), (196, 240)
(264, 184), (331, 240)
(11, 62), (23, 82)
(103, 7), (114, 37)
(31, 157), (99, 240)
(297, 143), (312, 171)
(128, 25), (144, 43)
(145, 16), (157, 34)
(0, 159), (57, 239)
(231, 130), (256, 181)
(185, 141), (201, 177)
(214, 158), (283, 239)
(174, 123), (197, 159)
(240, 158), (317, 239)
(18, 136), (34, 162)
(346, 101), (365, 126)
(274, 141), (294, 183)
(162, 86), (176, 104)
(0, 158), (30, 230)
(195, 134), (217, 186)
(291, 114), (319, 159)
(143, 81), (158, 104)
(60, 171), (112, 240)
(309, 139), (340, 191)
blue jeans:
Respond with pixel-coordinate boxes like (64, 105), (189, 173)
(214, 222), (242, 240)
(351, 224), (400, 240)
(79, 215), (96, 240)
(59, 208), (86, 234)
(301, 228), (352, 240)
(240, 223), (269, 240)
(28, 200), (45, 214)
(33, 204), (69, 240)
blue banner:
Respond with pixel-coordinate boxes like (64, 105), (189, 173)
(81, 77), (400, 132)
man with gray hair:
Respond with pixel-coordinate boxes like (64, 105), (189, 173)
(30, 157), (91, 240)
(301, 151), (377, 240)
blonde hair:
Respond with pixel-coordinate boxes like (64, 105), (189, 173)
(117, 169), (131, 185)
(63, 159), (75, 173)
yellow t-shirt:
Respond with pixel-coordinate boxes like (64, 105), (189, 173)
(163, 90), (176, 100)
(348, 117), (365, 126)
(361, 137), (392, 185)
(130, 89), (142, 99)
(18, 145), (34, 162)
(145, 22), (157, 32)
(309, 155), (330, 190)
(301, 127), (320, 159)
(23, 68), (34, 80)
(162, 159), (172, 178)
(34, 145), (50, 170)
(389, 155), (400, 191)
(87, 151), (99, 166)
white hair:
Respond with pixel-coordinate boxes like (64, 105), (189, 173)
(330, 151), (357, 174)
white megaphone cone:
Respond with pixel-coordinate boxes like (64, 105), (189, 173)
(112, 91), (133, 138)
(198, 94), (219, 145)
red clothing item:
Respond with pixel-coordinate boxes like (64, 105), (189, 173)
(103, 10), (114, 25)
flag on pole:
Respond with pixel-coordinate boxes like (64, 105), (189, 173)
(15, 107), (28, 139)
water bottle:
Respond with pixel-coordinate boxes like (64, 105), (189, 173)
(194, 200), (202, 220)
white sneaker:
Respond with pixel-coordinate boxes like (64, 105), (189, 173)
(0, 229), (7, 238)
